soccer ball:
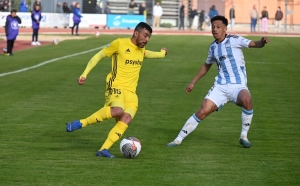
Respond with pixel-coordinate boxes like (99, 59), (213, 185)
(95, 31), (100, 38)
(120, 137), (142, 158)
(3, 47), (7, 54)
(53, 38), (60, 45)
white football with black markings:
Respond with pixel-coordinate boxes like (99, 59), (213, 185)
(120, 137), (141, 158)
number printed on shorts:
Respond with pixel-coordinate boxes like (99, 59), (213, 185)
(113, 88), (121, 95)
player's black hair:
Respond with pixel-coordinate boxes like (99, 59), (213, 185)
(11, 9), (17, 13)
(134, 22), (152, 34)
(210, 15), (228, 26)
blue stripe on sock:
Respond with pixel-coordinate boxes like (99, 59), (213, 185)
(192, 113), (201, 122)
(242, 108), (253, 115)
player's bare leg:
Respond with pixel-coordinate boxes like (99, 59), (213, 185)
(167, 99), (218, 147)
(236, 89), (253, 148)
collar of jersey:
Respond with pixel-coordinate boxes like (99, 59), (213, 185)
(215, 34), (227, 44)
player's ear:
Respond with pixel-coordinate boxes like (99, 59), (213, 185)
(134, 30), (139, 37)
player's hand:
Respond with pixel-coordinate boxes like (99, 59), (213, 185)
(77, 76), (86, 85)
(261, 37), (270, 44)
(161, 48), (168, 55)
(186, 83), (194, 94)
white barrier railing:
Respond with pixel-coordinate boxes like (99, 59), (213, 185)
(0, 12), (107, 28)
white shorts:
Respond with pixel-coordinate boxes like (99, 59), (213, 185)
(205, 84), (249, 110)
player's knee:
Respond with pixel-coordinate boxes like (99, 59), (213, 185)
(119, 113), (132, 125)
(242, 96), (252, 109)
(196, 109), (206, 120)
(111, 107), (124, 118)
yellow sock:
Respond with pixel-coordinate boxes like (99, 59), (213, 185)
(100, 121), (128, 150)
(80, 106), (112, 128)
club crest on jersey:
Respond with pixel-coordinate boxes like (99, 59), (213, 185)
(11, 21), (18, 30)
(225, 43), (231, 48)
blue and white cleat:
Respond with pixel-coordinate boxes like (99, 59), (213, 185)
(239, 138), (252, 148)
(66, 120), (82, 132)
(96, 149), (115, 158)
(166, 140), (181, 147)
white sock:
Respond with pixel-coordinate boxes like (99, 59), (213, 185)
(241, 108), (253, 138)
(175, 113), (201, 143)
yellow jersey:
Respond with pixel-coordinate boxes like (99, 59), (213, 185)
(80, 38), (165, 93)
(103, 38), (146, 93)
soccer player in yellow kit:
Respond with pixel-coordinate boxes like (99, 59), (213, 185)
(66, 22), (168, 158)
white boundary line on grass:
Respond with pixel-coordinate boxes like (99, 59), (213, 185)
(0, 45), (107, 78)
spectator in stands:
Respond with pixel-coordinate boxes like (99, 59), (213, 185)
(179, 4), (185, 30)
(95, 2), (102, 14)
(138, 2), (146, 17)
(33, 0), (42, 11)
(56, 2), (62, 13)
(208, 5), (218, 19)
(71, 3), (82, 36)
(31, 4), (42, 46)
(260, 6), (269, 33)
(275, 6), (283, 33)
(62, 2), (71, 13)
(70, 1), (76, 12)
(104, 3), (111, 14)
(19, 0), (28, 12)
(128, 0), (137, 15)
(188, 8), (197, 30)
(0, 1), (4, 12)
(198, 10), (205, 30)
(152, 1), (163, 29)
(250, 5), (259, 32)
(3, 0), (11, 12)
(229, 5), (235, 30)
(1, 0), (11, 12)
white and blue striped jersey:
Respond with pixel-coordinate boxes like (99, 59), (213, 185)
(206, 34), (251, 85)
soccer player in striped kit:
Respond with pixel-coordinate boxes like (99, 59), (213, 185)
(31, 4), (42, 46)
(5, 9), (21, 56)
(167, 15), (269, 148)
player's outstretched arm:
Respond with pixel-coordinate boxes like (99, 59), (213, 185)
(77, 49), (107, 85)
(186, 63), (212, 93)
(249, 37), (270, 48)
(144, 48), (168, 58)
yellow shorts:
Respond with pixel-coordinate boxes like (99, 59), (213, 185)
(104, 87), (138, 118)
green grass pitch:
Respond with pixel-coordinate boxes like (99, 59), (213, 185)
(0, 35), (299, 185)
